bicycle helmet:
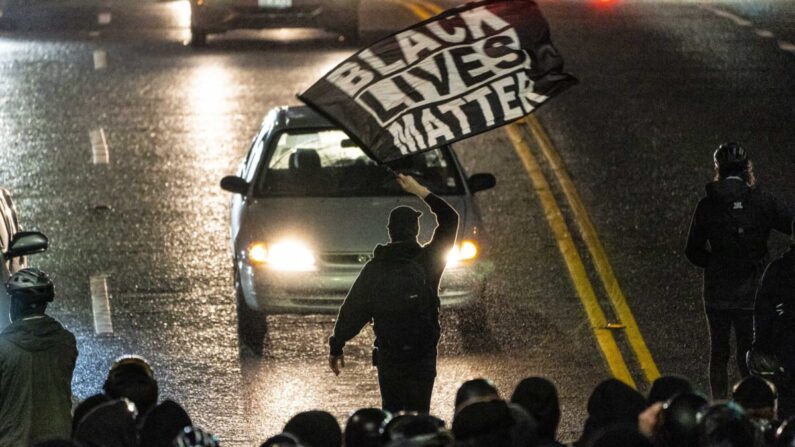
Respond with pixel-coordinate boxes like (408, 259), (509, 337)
(173, 426), (220, 447)
(5, 267), (54, 303)
(345, 408), (391, 447)
(714, 142), (748, 167)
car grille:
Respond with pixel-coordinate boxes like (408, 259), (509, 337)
(319, 253), (372, 266)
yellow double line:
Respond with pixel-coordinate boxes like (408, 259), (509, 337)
(395, 0), (660, 388)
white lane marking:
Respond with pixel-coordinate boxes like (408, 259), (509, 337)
(703, 6), (753, 27)
(93, 49), (107, 70)
(98, 12), (112, 25)
(89, 31), (102, 38)
(778, 40), (795, 54)
(754, 29), (775, 38)
(90, 275), (114, 335)
(0, 9), (4, 18)
(89, 128), (110, 164)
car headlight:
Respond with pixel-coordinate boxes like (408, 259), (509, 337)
(447, 240), (479, 267)
(248, 240), (316, 271)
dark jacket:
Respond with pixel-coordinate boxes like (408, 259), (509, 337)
(0, 315), (77, 446)
(686, 179), (793, 310)
(329, 193), (459, 357)
(753, 246), (795, 372)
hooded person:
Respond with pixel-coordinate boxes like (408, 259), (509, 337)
(72, 399), (138, 447)
(655, 392), (708, 447)
(511, 377), (564, 447)
(0, 268), (77, 447)
(103, 354), (159, 418)
(452, 379), (538, 447)
(138, 399), (193, 447)
(647, 375), (695, 405)
(283, 410), (342, 447)
(573, 379), (647, 447)
(686, 143), (794, 400)
(72, 394), (112, 436)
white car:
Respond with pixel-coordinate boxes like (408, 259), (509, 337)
(220, 106), (496, 353)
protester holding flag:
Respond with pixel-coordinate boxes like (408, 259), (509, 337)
(328, 173), (458, 414)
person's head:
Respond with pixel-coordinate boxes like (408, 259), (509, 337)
(588, 426), (652, 447)
(713, 142), (755, 186)
(260, 433), (305, 447)
(698, 403), (755, 447)
(103, 354), (159, 415)
(580, 379), (647, 443)
(138, 399), (193, 447)
(732, 376), (778, 420)
(658, 392), (708, 447)
(510, 377), (561, 440)
(388, 206), (421, 243)
(173, 426), (220, 447)
(6, 267), (54, 321)
(72, 394), (113, 436)
(382, 414), (452, 446)
(284, 410), (342, 447)
(73, 399), (138, 447)
(454, 378), (500, 413)
(344, 408), (391, 447)
(647, 375), (695, 405)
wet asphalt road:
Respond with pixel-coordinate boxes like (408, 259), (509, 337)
(1, 0), (794, 444)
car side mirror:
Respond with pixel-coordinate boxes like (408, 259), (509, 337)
(5, 231), (49, 259)
(468, 173), (496, 193)
(220, 176), (249, 195)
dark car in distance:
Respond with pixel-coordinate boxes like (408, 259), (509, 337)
(189, 0), (359, 46)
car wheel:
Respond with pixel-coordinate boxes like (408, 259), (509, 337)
(189, 27), (208, 47)
(235, 270), (267, 356)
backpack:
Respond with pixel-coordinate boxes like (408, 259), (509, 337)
(714, 188), (767, 260)
(364, 256), (437, 353)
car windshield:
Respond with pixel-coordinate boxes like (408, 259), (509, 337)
(255, 129), (464, 197)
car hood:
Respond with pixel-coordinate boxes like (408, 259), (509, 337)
(241, 196), (469, 253)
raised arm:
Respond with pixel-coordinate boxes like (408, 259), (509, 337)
(395, 174), (459, 253)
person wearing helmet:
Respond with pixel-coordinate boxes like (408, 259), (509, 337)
(0, 268), (78, 446)
(344, 408), (391, 447)
(103, 354), (160, 417)
(686, 143), (794, 400)
(751, 217), (795, 418)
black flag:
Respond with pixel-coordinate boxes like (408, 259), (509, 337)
(299, 0), (577, 164)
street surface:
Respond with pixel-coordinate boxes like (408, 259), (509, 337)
(0, 0), (793, 443)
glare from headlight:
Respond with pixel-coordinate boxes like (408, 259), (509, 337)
(447, 240), (479, 267)
(248, 240), (316, 271)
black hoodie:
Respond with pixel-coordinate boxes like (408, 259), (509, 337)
(0, 315), (77, 446)
(329, 193), (459, 357)
(686, 179), (793, 310)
